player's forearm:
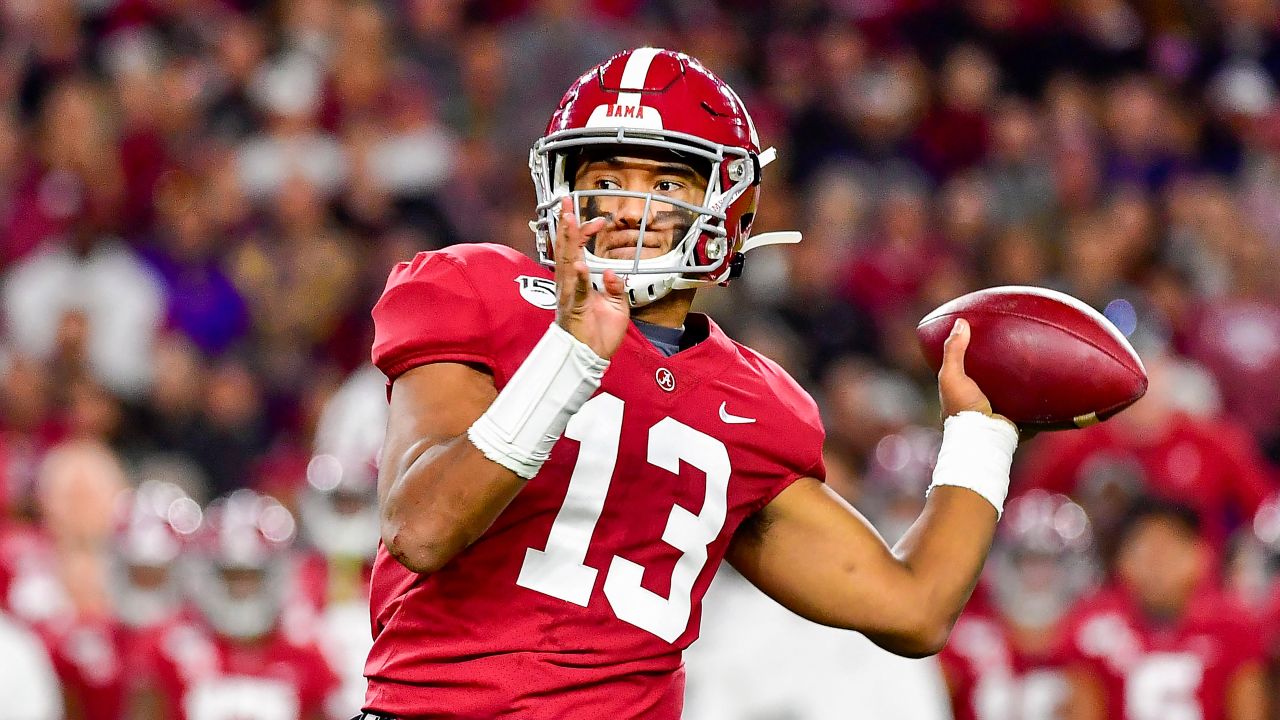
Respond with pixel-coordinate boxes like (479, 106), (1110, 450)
(381, 434), (527, 574)
(883, 486), (998, 653)
(382, 324), (608, 575)
(867, 413), (1016, 656)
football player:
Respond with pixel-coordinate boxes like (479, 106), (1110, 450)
(1061, 499), (1268, 720)
(43, 481), (200, 720)
(296, 365), (387, 718)
(363, 48), (1021, 718)
(1227, 495), (1280, 719)
(941, 491), (1098, 720)
(146, 490), (340, 720)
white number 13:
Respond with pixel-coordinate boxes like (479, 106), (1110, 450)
(516, 392), (730, 642)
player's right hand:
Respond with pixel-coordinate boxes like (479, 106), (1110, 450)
(554, 196), (631, 360)
(938, 319), (1016, 431)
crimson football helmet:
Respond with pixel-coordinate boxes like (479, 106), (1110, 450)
(990, 491), (1099, 629)
(186, 490), (296, 640)
(530, 47), (800, 307)
(108, 480), (202, 629)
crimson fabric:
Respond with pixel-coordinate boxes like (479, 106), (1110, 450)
(939, 607), (1071, 720)
(150, 620), (340, 720)
(1059, 587), (1265, 720)
(365, 244), (825, 719)
(37, 617), (168, 720)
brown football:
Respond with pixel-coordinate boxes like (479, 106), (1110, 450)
(917, 286), (1148, 430)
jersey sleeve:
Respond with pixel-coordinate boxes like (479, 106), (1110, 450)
(749, 359), (826, 515)
(371, 250), (496, 381)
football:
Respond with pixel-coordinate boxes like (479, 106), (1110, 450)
(916, 286), (1148, 430)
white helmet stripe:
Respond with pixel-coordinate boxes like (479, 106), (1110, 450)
(615, 47), (662, 108)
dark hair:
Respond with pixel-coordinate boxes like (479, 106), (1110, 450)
(1116, 497), (1202, 546)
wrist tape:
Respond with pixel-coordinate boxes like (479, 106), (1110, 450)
(468, 323), (609, 479)
(927, 411), (1019, 518)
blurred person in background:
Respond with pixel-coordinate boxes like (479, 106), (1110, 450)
(116, 334), (209, 491)
(228, 174), (357, 393)
(941, 492), (1099, 720)
(7, 441), (127, 625)
(140, 169), (250, 358)
(43, 480), (198, 720)
(4, 441), (126, 718)
(1013, 351), (1276, 555)
(821, 357), (928, 469)
(857, 425), (942, 546)
(1, 172), (164, 398)
(913, 43), (1000, 181)
(1166, 178), (1280, 463)
(1228, 495), (1280, 718)
(237, 55), (343, 199)
(186, 356), (270, 501)
(838, 171), (953, 328)
(296, 365), (386, 719)
(144, 490), (340, 720)
(0, 353), (60, 515)
(1060, 499), (1267, 720)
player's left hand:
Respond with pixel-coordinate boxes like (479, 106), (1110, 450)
(554, 196), (631, 360)
(938, 319), (1016, 432)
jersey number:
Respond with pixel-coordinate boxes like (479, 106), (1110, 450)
(1126, 653), (1204, 720)
(516, 393), (730, 642)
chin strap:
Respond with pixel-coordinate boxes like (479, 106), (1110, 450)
(739, 230), (802, 254)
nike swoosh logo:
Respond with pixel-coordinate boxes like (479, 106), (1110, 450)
(718, 402), (756, 424)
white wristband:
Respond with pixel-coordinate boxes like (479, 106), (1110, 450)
(468, 323), (609, 479)
(927, 411), (1019, 518)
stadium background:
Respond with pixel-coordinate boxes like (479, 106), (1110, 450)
(0, 0), (1279, 718)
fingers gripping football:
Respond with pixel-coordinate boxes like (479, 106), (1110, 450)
(554, 196), (631, 359)
(938, 319), (1014, 429)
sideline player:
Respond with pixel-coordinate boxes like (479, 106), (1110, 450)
(148, 491), (340, 720)
(362, 48), (1021, 718)
(941, 492), (1098, 720)
(1061, 500), (1267, 720)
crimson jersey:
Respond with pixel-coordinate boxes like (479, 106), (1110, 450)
(150, 620), (340, 720)
(37, 615), (169, 720)
(365, 244), (826, 718)
(1060, 587), (1265, 720)
(292, 552), (374, 719)
(940, 609), (1069, 720)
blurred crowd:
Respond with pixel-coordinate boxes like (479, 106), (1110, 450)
(1, 0), (1280, 718)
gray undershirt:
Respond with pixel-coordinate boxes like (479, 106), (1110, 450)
(633, 319), (685, 357)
